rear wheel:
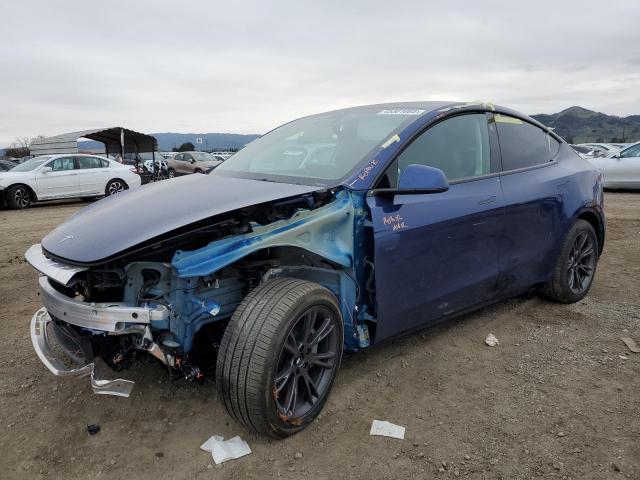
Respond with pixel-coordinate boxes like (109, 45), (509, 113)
(216, 277), (343, 438)
(105, 179), (127, 196)
(541, 219), (598, 303)
(6, 184), (31, 209)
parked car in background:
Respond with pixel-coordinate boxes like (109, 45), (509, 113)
(0, 154), (141, 209)
(584, 141), (640, 189)
(571, 145), (598, 159)
(0, 159), (18, 171)
(166, 151), (222, 177)
(579, 143), (621, 156)
(26, 102), (604, 438)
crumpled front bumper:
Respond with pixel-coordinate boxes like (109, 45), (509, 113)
(30, 308), (135, 397)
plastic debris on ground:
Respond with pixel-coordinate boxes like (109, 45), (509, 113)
(370, 420), (405, 440)
(621, 337), (640, 353)
(200, 435), (251, 464)
(485, 333), (499, 347)
(87, 424), (100, 435)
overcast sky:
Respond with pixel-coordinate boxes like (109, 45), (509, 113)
(1, 0), (639, 146)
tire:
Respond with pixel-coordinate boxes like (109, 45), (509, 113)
(541, 219), (598, 303)
(105, 179), (127, 196)
(168, 168), (175, 178)
(6, 184), (31, 209)
(216, 277), (343, 438)
(194, 168), (203, 174)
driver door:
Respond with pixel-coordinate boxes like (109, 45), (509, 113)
(366, 113), (505, 341)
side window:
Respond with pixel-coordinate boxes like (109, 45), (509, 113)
(183, 154), (193, 162)
(49, 157), (75, 171)
(494, 115), (556, 171)
(394, 113), (492, 184)
(77, 156), (103, 169)
(621, 144), (640, 158)
(174, 154), (184, 161)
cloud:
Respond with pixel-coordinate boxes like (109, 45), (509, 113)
(1, 0), (640, 145)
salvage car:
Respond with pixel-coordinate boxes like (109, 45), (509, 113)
(26, 102), (605, 438)
(1, 154), (141, 208)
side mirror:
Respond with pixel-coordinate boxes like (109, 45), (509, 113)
(371, 164), (449, 196)
(398, 164), (449, 191)
(41, 166), (52, 173)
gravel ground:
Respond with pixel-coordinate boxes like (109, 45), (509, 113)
(0, 193), (638, 479)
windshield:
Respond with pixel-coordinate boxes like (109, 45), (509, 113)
(9, 156), (52, 172)
(213, 108), (421, 184)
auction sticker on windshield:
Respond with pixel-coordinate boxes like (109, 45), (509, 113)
(377, 109), (425, 115)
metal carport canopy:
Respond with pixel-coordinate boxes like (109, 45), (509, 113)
(30, 127), (157, 156)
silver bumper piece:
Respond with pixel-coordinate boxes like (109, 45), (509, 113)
(31, 308), (135, 397)
(38, 275), (169, 332)
(25, 244), (87, 286)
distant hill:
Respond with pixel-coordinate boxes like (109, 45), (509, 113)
(78, 132), (260, 152)
(532, 107), (640, 144)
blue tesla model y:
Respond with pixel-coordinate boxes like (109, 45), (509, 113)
(26, 101), (604, 437)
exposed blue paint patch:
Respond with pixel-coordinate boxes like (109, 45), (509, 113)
(172, 190), (355, 278)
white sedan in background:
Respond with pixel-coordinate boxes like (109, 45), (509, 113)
(584, 142), (640, 189)
(0, 154), (141, 209)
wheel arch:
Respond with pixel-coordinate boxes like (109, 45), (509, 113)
(4, 182), (38, 202)
(576, 209), (605, 256)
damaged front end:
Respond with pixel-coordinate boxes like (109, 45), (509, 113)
(26, 187), (374, 397)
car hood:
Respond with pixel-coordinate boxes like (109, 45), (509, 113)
(42, 174), (322, 264)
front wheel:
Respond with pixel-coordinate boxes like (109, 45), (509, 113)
(6, 184), (31, 209)
(216, 277), (343, 438)
(541, 219), (599, 303)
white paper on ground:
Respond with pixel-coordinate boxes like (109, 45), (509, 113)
(485, 333), (499, 347)
(199, 435), (224, 452)
(370, 420), (405, 439)
(210, 436), (252, 464)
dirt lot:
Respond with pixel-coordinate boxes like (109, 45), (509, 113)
(0, 193), (639, 479)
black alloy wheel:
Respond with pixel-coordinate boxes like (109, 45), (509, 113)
(274, 305), (340, 419)
(217, 277), (343, 438)
(541, 219), (599, 303)
(567, 231), (596, 295)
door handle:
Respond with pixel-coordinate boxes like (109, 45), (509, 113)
(478, 195), (496, 205)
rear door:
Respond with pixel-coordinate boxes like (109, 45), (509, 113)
(492, 113), (566, 294)
(367, 112), (504, 341)
(76, 156), (111, 195)
(36, 156), (80, 198)
(604, 144), (640, 187)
